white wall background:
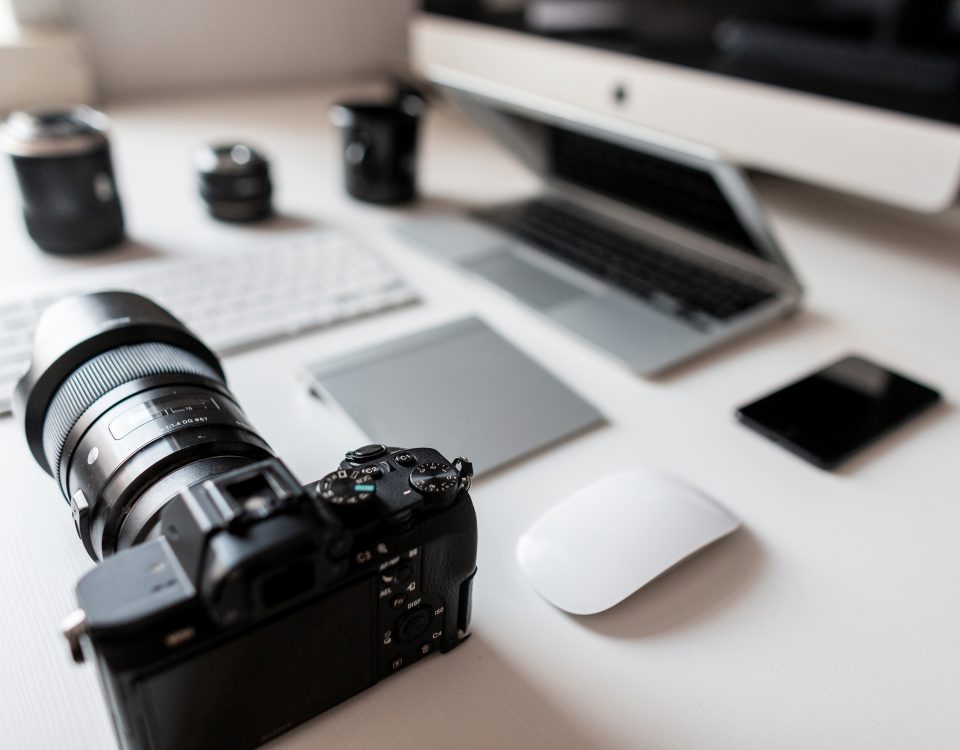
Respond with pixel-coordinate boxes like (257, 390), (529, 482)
(42, 0), (417, 101)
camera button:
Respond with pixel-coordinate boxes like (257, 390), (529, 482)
(349, 444), (386, 460)
(396, 607), (431, 643)
(394, 452), (416, 466)
(391, 594), (406, 610)
(381, 562), (413, 585)
(390, 657), (404, 671)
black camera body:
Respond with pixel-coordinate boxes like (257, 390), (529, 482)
(67, 446), (477, 750)
(15, 292), (478, 750)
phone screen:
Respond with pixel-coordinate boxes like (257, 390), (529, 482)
(736, 355), (941, 469)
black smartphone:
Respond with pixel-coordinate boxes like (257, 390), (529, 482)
(736, 354), (942, 469)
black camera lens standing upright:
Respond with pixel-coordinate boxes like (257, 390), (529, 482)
(14, 291), (478, 750)
(0, 106), (125, 254)
(329, 87), (424, 205)
(194, 142), (273, 222)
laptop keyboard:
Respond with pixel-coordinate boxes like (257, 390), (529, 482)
(0, 230), (418, 416)
(478, 199), (775, 324)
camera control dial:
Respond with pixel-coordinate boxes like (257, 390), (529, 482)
(395, 607), (432, 643)
(409, 462), (459, 502)
(317, 468), (377, 506)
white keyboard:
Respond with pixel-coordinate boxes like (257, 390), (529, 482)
(0, 230), (418, 415)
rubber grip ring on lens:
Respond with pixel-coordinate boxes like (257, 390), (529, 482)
(41, 341), (223, 484)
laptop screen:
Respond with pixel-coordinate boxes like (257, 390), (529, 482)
(548, 126), (764, 257)
(452, 91), (780, 266)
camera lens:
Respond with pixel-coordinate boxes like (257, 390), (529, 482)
(194, 143), (273, 222)
(0, 106), (125, 255)
(13, 291), (273, 560)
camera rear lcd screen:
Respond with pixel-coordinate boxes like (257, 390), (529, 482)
(736, 355), (941, 468)
(137, 578), (374, 750)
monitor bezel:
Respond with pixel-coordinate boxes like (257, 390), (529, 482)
(412, 13), (960, 213)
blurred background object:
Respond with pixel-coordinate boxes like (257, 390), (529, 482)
(415, 0), (960, 211)
(0, 0), (415, 111)
(329, 85), (424, 205)
(0, 0), (93, 111)
(0, 105), (124, 253)
(194, 143), (273, 223)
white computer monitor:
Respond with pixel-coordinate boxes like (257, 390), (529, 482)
(411, 6), (960, 213)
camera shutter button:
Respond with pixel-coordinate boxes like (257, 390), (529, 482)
(348, 444), (386, 461)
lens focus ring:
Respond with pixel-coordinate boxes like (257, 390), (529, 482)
(41, 341), (222, 482)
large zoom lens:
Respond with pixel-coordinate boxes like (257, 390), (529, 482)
(14, 292), (273, 560)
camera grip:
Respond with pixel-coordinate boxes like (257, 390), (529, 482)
(420, 496), (478, 652)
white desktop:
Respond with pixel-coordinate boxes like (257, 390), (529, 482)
(1, 5), (960, 750)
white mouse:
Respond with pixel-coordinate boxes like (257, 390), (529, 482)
(516, 468), (741, 615)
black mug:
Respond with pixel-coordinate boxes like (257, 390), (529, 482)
(0, 106), (124, 255)
(329, 91), (424, 205)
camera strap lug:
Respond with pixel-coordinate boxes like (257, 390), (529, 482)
(453, 457), (473, 492)
(61, 609), (89, 664)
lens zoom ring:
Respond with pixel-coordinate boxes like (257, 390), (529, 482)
(42, 342), (222, 480)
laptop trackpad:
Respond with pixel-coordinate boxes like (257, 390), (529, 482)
(464, 252), (589, 311)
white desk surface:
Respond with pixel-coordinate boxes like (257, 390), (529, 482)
(1, 84), (959, 750)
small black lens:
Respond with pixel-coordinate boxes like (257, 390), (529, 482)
(14, 291), (273, 560)
(194, 143), (273, 222)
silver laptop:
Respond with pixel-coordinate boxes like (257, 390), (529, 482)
(396, 85), (802, 375)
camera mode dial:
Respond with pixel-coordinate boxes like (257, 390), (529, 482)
(317, 468), (377, 507)
(409, 461), (459, 503)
